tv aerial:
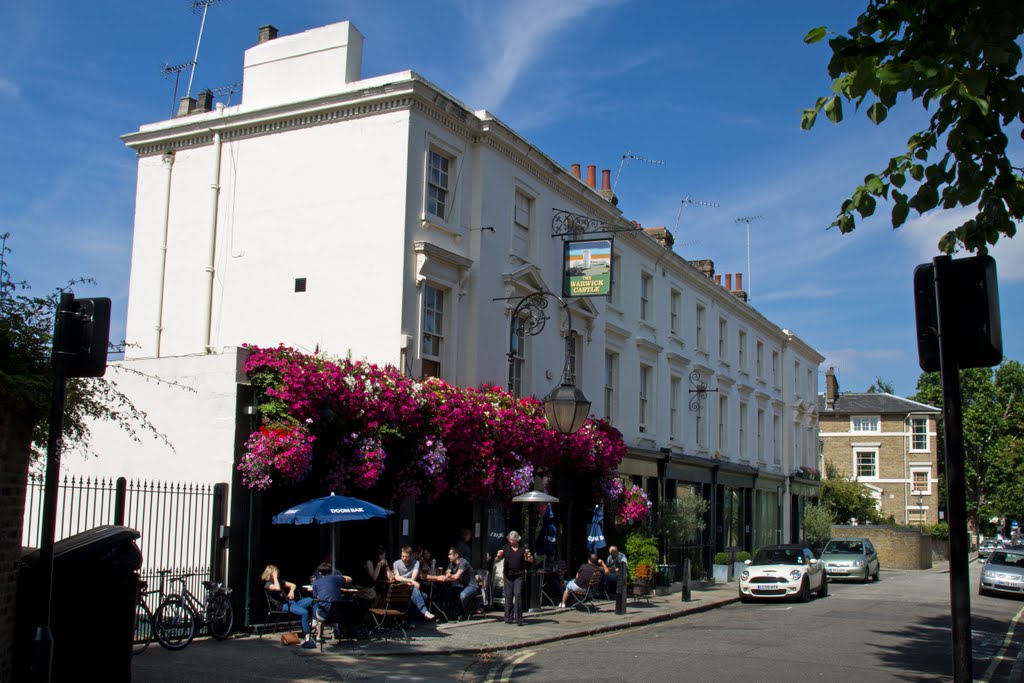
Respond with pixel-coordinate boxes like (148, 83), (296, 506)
(676, 196), (719, 231)
(613, 150), (666, 194)
(734, 215), (764, 300)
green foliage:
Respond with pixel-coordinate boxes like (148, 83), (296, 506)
(803, 505), (835, 547)
(624, 530), (659, 569)
(653, 492), (708, 546)
(0, 233), (173, 460)
(713, 552), (729, 566)
(866, 376), (895, 394)
(914, 361), (1024, 532)
(802, 1), (1024, 254)
(820, 474), (883, 525)
(735, 551), (751, 563)
(925, 522), (950, 541)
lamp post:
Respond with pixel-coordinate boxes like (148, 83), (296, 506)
(499, 290), (591, 435)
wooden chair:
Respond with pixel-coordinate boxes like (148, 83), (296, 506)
(368, 582), (413, 642)
(313, 599), (361, 652)
(568, 570), (605, 614)
(628, 563), (655, 605)
(255, 588), (301, 638)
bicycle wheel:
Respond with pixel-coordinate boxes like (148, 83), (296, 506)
(155, 596), (198, 650)
(207, 593), (234, 641)
(133, 601), (154, 655)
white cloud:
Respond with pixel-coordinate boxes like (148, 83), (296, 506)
(900, 207), (1024, 282)
(755, 286), (848, 303)
(461, 0), (623, 112)
(819, 347), (905, 377)
(0, 76), (19, 100)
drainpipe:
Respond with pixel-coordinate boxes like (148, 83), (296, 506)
(154, 151), (176, 357)
(201, 130), (223, 353)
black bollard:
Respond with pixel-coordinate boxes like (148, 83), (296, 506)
(681, 558), (692, 602)
(615, 556), (627, 614)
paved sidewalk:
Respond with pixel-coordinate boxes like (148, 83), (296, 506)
(133, 582), (738, 680)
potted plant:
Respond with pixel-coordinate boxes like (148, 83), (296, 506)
(733, 551), (751, 578)
(713, 552), (730, 583)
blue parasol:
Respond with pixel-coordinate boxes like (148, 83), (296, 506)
(273, 493), (395, 568)
(536, 503), (557, 556)
(587, 505), (607, 553)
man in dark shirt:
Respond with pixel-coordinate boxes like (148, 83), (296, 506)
(311, 562), (358, 641)
(559, 554), (603, 608)
(441, 547), (479, 620)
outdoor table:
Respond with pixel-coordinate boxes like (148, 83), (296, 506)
(419, 574), (450, 621)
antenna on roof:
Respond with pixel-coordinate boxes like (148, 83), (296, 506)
(734, 215), (763, 301)
(613, 150), (665, 194)
(185, 0), (228, 98)
(675, 196), (719, 231)
(160, 60), (195, 117)
(205, 82), (243, 106)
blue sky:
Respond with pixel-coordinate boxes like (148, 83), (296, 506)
(1, 0), (1020, 398)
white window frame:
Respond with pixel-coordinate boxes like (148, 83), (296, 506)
(696, 304), (707, 351)
(910, 417), (929, 451)
(852, 415), (881, 433)
(604, 351), (618, 422)
(512, 187), (534, 259)
(509, 319), (526, 397)
(421, 284), (446, 378)
(739, 401), (748, 459)
(756, 341), (764, 380)
(639, 364), (653, 433)
(756, 408), (765, 463)
(718, 395), (728, 454)
(610, 255), (622, 307)
(718, 318), (728, 361)
(738, 330), (748, 371)
(565, 333), (580, 385)
(910, 467), (932, 495)
(772, 415), (780, 463)
(854, 447), (879, 480)
(771, 351), (779, 387)
(426, 148), (453, 222)
(806, 368), (814, 398)
(670, 289), (681, 336)
(670, 375), (682, 440)
(640, 272), (653, 322)
(696, 410), (707, 448)
(907, 508), (927, 525)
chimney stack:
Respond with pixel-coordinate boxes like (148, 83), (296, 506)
(176, 95), (196, 117)
(258, 24), (279, 44)
(571, 163), (581, 179)
(825, 367), (839, 410)
(601, 169), (611, 191)
(725, 273), (732, 290)
(196, 89), (214, 112)
(586, 164), (597, 189)
(736, 273), (743, 291)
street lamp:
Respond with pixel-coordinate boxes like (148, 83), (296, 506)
(498, 290), (591, 435)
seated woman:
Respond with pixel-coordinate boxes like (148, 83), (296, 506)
(262, 564), (316, 648)
(364, 546), (393, 584)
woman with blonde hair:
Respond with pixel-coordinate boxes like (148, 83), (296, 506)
(262, 564), (315, 647)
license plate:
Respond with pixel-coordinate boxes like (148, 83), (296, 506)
(996, 582), (1017, 588)
(829, 568), (848, 574)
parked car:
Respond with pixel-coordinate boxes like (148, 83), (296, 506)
(820, 537), (880, 583)
(979, 548), (1024, 598)
(738, 544), (827, 603)
(978, 539), (1001, 560)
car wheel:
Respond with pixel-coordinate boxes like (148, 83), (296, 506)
(818, 576), (828, 598)
(798, 577), (811, 603)
(978, 587), (988, 597)
(862, 565), (870, 583)
(739, 590), (751, 604)
(872, 564), (880, 582)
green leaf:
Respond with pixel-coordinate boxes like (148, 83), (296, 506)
(864, 174), (885, 195)
(892, 190), (909, 228)
(804, 26), (828, 44)
(909, 164), (925, 181)
(890, 172), (906, 188)
(801, 107), (819, 130)
(867, 102), (888, 125)
(824, 95), (843, 124)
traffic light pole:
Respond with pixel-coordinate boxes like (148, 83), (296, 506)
(31, 293), (74, 683)
(933, 255), (973, 683)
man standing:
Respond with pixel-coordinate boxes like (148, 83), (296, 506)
(599, 546), (628, 593)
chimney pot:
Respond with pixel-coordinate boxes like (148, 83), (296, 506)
(725, 273), (732, 290)
(571, 163), (581, 179)
(258, 24), (279, 44)
(825, 367), (839, 409)
(586, 164), (597, 189)
(736, 273), (743, 290)
(715, 275), (722, 285)
(176, 95), (196, 117)
(601, 169), (611, 191)
(196, 89), (214, 112)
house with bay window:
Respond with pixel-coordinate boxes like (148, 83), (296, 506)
(66, 20), (823, 588)
(818, 368), (941, 525)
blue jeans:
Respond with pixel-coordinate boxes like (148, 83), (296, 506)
(284, 597), (313, 634)
(446, 584), (480, 616)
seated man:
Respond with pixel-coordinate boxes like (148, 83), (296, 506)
(599, 546), (628, 593)
(311, 562), (361, 641)
(392, 545), (435, 622)
(559, 554), (603, 608)
(441, 547), (479, 621)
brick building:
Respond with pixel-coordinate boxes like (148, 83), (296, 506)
(818, 368), (941, 526)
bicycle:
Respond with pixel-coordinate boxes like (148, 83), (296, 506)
(134, 569), (173, 655)
(154, 572), (234, 650)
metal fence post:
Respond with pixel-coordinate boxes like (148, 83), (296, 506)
(210, 483), (228, 584)
(681, 558), (691, 602)
(113, 477), (127, 526)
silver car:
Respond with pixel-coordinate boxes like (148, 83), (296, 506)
(979, 548), (1024, 597)
(820, 537), (880, 583)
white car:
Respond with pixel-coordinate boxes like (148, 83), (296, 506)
(738, 544), (828, 603)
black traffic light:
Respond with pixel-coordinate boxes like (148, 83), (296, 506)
(62, 297), (112, 378)
(914, 255), (1002, 373)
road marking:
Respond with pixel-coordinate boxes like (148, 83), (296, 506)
(484, 650), (535, 683)
(980, 603), (1024, 683)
